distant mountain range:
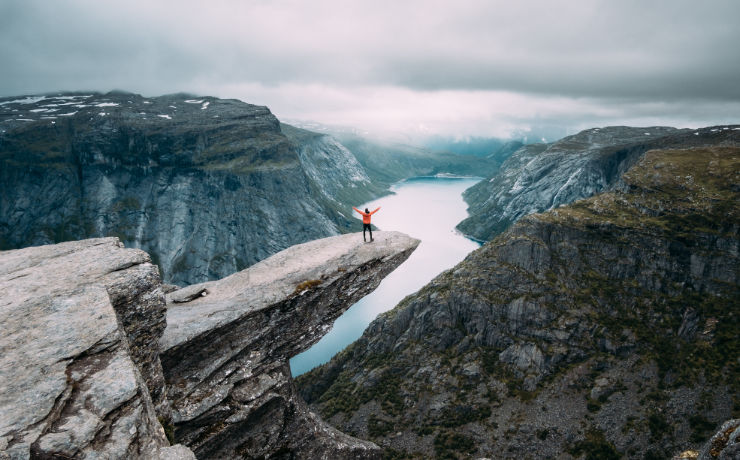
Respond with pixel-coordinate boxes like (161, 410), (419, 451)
(457, 124), (740, 242)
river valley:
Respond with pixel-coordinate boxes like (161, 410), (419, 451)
(290, 176), (481, 376)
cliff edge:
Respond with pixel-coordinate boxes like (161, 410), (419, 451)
(0, 231), (419, 459)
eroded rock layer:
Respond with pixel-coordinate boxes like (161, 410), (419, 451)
(160, 231), (419, 459)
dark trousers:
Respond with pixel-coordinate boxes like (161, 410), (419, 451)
(363, 223), (372, 241)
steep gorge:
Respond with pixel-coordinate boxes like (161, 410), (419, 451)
(298, 146), (740, 459)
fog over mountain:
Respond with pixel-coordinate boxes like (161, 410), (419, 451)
(1, 0), (739, 138)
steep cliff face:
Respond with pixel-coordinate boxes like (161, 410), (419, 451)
(0, 92), (379, 286)
(1, 231), (419, 459)
(457, 125), (740, 241)
(297, 147), (739, 459)
(280, 123), (388, 209)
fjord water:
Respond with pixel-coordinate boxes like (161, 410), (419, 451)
(290, 176), (481, 376)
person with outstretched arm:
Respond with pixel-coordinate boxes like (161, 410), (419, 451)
(353, 206), (381, 242)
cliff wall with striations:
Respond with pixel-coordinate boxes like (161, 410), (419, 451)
(457, 125), (740, 242)
(0, 92), (381, 286)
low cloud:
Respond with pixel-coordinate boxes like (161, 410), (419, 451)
(213, 83), (740, 139)
(1, 0), (738, 138)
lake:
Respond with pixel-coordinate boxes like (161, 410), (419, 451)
(290, 176), (482, 376)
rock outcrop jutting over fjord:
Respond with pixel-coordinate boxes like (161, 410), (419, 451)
(0, 231), (419, 459)
(160, 231), (419, 459)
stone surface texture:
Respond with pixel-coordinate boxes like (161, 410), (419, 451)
(160, 231), (419, 459)
(0, 238), (186, 459)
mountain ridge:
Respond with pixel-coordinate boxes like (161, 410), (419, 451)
(1, 91), (347, 286)
(1, 91), (502, 286)
(297, 145), (739, 459)
(457, 125), (740, 242)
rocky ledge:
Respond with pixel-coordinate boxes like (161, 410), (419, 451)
(0, 238), (189, 459)
(161, 231), (419, 458)
(0, 231), (418, 459)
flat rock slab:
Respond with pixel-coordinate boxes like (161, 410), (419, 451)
(162, 231), (419, 352)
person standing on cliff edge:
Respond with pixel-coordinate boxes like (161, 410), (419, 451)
(353, 206), (381, 242)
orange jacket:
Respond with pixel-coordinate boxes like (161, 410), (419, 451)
(353, 207), (380, 224)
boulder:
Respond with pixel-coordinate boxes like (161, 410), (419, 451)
(698, 419), (740, 460)
(0, 238), (191, 459)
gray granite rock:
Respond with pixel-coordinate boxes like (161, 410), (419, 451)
(457, 125), (740, 242)
(160, 231), (419, 458)
(0, 238), (169, 416)
(0, 238), (180, 459)
(698, 419), (740, 460)
(155, 444), (198, 460)
(0, 92), (379, 286)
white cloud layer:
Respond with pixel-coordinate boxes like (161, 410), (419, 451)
(1, 0), (738, 137)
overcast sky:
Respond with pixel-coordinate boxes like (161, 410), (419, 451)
(1, 0), (739, 138)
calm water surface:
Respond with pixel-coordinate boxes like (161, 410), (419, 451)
(290, 176), (481, 376)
